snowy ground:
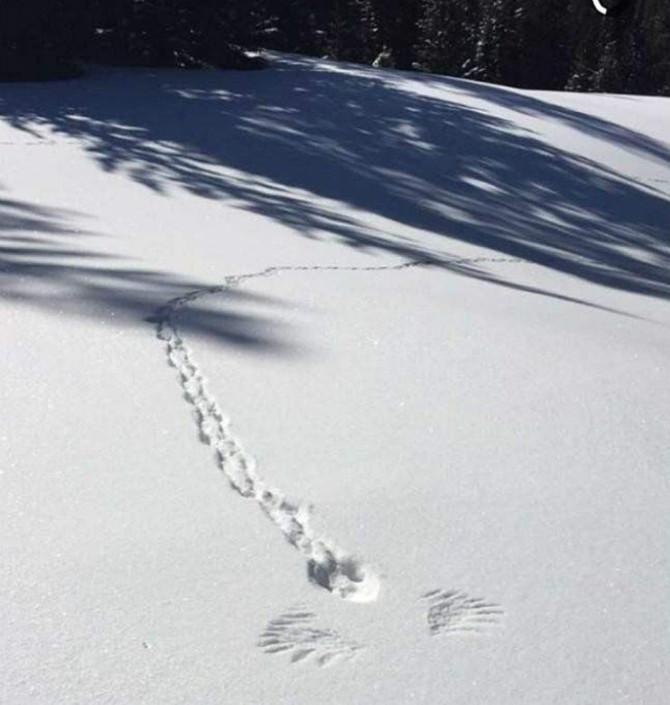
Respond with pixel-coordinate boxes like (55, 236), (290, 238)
(1, 54), (669, 704)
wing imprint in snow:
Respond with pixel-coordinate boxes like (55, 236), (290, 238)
(421, 589), (504, 635)
(258, 609), (364, 667)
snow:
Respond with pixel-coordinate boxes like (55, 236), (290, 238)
(1, 54), (669, 704)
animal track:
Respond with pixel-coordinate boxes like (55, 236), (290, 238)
(154, 259), (520, 603)
(153, 263), (432, 602)
(258, 609), (364, 667)
(422, 589), (504, 635)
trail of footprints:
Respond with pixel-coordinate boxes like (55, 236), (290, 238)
(154, 260), (508, 666)
(153, 264), (427, 604)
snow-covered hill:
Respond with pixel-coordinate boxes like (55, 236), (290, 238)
(2, 54), (669, 704)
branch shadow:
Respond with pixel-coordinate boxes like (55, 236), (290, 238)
(1, 53), (669, 314)
(0, 195), (296, 353)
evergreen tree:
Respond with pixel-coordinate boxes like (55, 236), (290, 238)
(467, 0), (506, 82)
(261, 0), (329, 55)
(0, 0), (89, 80)
(501, 0), (569, 89)
(327, 0), (374, 62)
(87, 0), (265, 68)
(416, 0), (479, 76)
(1, 0), (669, 93)
(367, 0), (421, 69)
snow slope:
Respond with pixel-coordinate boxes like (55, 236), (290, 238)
(1, 54), (669, 704)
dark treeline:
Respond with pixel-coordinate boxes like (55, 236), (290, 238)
(1, 1), (669, 94)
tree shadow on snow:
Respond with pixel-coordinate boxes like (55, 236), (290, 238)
(1, 53), (669, 333)
(0, 195), (295, 352)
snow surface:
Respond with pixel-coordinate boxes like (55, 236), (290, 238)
(1, 54), (669, 704)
